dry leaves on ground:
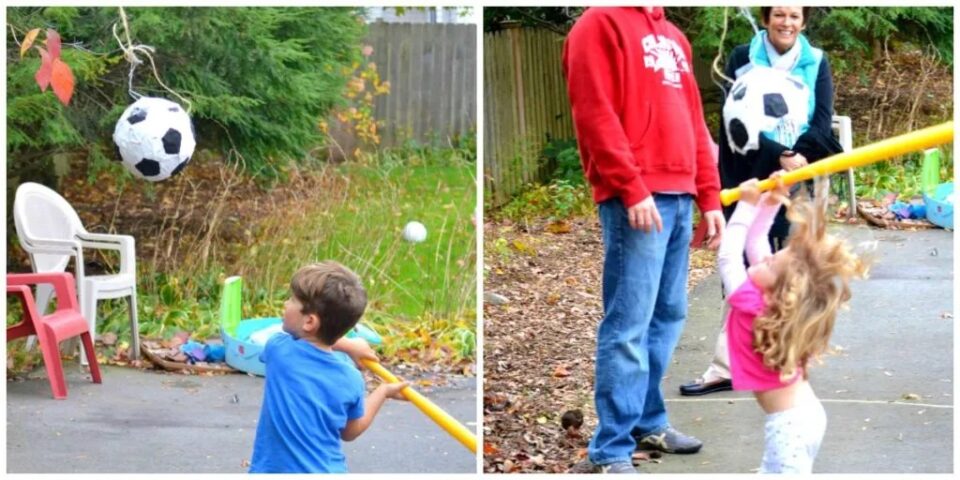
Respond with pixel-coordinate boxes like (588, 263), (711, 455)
(482, 216), (715, 473)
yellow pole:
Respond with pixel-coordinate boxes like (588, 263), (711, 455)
(361, 359), (477, 453)
(720, 121), (954, 206)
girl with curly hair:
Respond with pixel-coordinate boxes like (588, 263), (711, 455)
(719, 173), (868, 473)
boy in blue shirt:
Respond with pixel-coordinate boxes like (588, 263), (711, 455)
(249, 261), (407, 473)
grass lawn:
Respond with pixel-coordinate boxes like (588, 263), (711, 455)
(8, 148), (477, 369)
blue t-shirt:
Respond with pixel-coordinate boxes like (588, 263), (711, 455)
(249, 333), (365, 473)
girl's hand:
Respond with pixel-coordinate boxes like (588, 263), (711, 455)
(739, 179), (761, 205)
(763, 171), (790, 206)
(379, 381), (410, 401)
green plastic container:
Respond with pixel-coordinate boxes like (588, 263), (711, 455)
(922, 148), (941, 196)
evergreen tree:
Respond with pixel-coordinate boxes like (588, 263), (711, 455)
(7, 7), (367, 180)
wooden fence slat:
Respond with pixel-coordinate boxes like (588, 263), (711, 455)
(484, 27), (577, 208)
(357, 22), (475, 149)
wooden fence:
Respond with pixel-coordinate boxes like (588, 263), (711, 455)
(483, 27), (575, 208)
(367, 22), (477, 148)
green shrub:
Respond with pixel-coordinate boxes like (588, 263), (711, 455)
(542, 138), (583, 186)
(499, 179), (592, 224)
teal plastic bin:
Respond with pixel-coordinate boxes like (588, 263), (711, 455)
(220, 276), (382, 376)
(924, 182), (954, 230)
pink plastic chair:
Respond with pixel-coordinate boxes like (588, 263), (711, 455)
(7, 272), (102, 399)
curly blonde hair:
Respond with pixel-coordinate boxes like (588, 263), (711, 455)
(753, 181), (870, 381)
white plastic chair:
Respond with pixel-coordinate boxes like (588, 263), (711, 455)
(13, 182), (140, 363)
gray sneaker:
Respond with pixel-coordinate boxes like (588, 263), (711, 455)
(568, 459), (638, 474)
(636, 426), (703, 454)
(601, 461), (639, 474)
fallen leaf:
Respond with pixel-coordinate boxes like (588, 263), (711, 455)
(545, 293), (561, 305)
(101, 332), (118, 346)
(902, 393), (921, 401)
(21, 28), (40, 58)
(545, 220), (573, 234)
(552, 365), (570, 378)
(483, 442), (498, 455)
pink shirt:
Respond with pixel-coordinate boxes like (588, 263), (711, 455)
(718, 200), (801, 391)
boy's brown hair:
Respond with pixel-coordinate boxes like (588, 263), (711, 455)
(290, 261), (368, 345)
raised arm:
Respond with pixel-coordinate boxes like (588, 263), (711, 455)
(717, 200), (757, 297)
(746, 173), (791, 265)
(745, 200), (781, 266)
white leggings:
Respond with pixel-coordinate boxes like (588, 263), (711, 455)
(760, 398), (827, 473)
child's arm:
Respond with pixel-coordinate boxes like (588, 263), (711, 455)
(745, 173), (789, 265)
(744, 198), (780, 265)
(341, 382), (408, 441)
(718, 180), (762, 297)
(333, 337), (378, 368)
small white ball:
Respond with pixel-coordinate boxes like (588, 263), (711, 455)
(402, 221), (427, 243)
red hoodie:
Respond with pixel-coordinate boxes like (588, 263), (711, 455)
(563, 7), (721, 213)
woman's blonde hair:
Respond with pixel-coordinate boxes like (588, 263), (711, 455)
(753, 180), (869, 381)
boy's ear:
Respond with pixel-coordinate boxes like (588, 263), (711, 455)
(302, 313), (322, 333)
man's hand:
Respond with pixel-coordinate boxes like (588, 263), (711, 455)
(739, 179), (761, 205)
(701, 210), (726, 250)
(627, 196), (663, 233)
(779, 151), (808, 171)
(333, 337), (379, 369)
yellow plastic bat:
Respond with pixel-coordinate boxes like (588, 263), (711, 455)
(720, 121), (954, 206)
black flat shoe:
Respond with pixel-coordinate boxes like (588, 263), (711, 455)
(679, 378), (732, 396)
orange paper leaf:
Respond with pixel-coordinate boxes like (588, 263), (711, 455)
(34, 46), (52, 92)
(20, 28), (40, 58)
(50, 58), (75, 105)
(45, 29), (62, 59)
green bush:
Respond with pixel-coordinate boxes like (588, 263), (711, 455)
(499, 179), (592, 224)
(7, 7), (366, 180)
(542, 138), (583, 186)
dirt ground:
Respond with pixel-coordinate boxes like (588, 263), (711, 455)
(481, 216), (715, 473)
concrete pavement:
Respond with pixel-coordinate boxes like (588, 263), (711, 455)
(651, 224), (953, 473)
(6, 364), (477, 473)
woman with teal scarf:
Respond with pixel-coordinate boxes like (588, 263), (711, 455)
(681, 6), (842, 398)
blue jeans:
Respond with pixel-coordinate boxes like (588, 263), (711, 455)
(588, 194), (693, 465)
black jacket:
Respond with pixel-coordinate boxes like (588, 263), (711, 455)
(717, 44), (843, 239)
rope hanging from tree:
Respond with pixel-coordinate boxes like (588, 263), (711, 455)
(711, 7), (763, 94)
(112, 6), (192, 113)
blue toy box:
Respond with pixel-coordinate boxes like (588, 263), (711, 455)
(923, 182), (954, 230)
(220, 276), (381, 376)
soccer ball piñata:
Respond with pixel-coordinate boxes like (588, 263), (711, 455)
(113, 97), (196, 181)
(722, 66), (810, 155)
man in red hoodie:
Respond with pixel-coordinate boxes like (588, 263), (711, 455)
(563, 6), (725, 473)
